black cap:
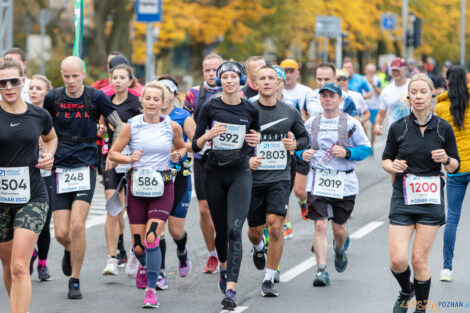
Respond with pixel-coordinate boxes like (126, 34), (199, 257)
(109, 55), (130, 71)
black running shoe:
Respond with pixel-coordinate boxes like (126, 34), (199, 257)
(37, 265), (52, 281)
(334, 247), (348, 273)
(68, 278), (82, 299)
(62, 250), (72, 277)
(221, 289), (237, 310)
(30, 249), (37, 275)
(261, 280), (278, 297)
(117, 249), (128, 268)
(252, 245), (266, 270)
(392, 288), (415, 313)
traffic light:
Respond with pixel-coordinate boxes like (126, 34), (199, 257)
(406, 31), (413, 47)
(413, 17), (422, 47)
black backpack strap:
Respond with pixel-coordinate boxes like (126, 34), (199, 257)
(52, 87), (66, 121)
(197, 84), (206, 110)
(83, 86), (99, 123)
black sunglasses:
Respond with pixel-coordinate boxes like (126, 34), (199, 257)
(0, 77), (24, 89)
(337, 77), (349, 81)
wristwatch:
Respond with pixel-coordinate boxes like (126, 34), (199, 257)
(444, 156), (451, 166)
(345, 149), (351, 160)
(177, 152), (182, 162)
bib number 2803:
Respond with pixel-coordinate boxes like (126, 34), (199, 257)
(0, 167), (30, 204)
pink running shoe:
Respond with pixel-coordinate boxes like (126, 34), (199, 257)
(136, 265), (147, 290)
(142, 288), (159, 308)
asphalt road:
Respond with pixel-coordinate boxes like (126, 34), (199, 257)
(1, 138), (470, 313)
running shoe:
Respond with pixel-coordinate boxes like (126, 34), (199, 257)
(156, 272), (168, 290)
(37, 264), (52, 281)
(68, 278), (82, 299)
(261, 280), (278, 297)
(126, 248), (139, 277)
(177, 247), (192, 277)
(117, 249), (128, 268)
(440, 268), (453, 282)
(142, 288), (159, 308)
(334, 247), (348, 273)
(313, 268), (330, 287)
(283, 224), (293, 239)
(221, 289), (237, 310)
(252, 243), (266, 270)
(332, 234), (350, 253)
(203, 256), (218, 274)
(392, 289), (415, 313)
(136, 265), (148, 290)
(62, 250), (72, 277)
(30, 249), (38, 275)
(274, 269), (280, 283)
(102, 255), (119, 276)
(218, 266), (227, 294)
(299, 201), (308, 221)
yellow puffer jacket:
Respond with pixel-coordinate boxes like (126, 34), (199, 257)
(436, 89), (470, 173)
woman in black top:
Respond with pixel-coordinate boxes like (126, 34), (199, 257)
(192, 61), (260, 310)
(102, 64), (142, 275)
(0, 58), (57, 313)
(382, 73), (459, 313)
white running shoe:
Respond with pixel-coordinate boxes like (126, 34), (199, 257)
(126, 248), (139, 277)
(102, 255), (119, 276)
(440, 268), (453, 282)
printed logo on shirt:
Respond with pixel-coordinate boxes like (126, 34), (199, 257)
(57, 102), (94, 120)
(10, 122), (20, 127)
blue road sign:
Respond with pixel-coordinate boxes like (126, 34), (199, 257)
(136, 0), (162, 23)
(381, 13), (398, 31)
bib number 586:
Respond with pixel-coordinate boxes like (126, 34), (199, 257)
(138, 177), (160, 186)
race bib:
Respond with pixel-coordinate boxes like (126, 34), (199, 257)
(131, 168), (164, 197)
(403, 174), (441, 205)
(212, 122), (245, 150)
(256, 141), (288, 170)
(115, 146), (132, 174)
(56, 167), (91, 194)
(313, 169), (345, 199)
(0, 167), (30, 204)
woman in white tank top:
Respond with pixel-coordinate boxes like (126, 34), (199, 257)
(109, 80), (186, 309)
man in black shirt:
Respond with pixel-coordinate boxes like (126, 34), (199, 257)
(43, 56), (123, 299)
(248, 66), (309, 297)
(242, 56), (266, 100)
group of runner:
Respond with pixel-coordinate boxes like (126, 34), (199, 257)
(0, 47), (468, 313)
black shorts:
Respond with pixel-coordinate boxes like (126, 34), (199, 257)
(193, 157), (207, 201)
(295, 154), (310, 176)
(248, 181), (290, 227)
(389, 187), (445, 226)
(52, 167), (97, 211)
(307, 193), (356, 225)
(289, 156), (296, 193)
(102, 168), (125, 190)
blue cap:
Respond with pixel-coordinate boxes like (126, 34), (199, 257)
(272, 65), (286, 84)
(319, 82), (342, 97)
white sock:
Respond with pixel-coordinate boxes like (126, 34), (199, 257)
(264, 268), (277, 282)
(208, 250), (217, 258)
(254, 241), (265, 252)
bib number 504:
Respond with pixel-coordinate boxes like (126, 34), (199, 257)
(1, 179), (28, 191)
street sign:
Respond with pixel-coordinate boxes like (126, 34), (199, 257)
(381, 13), (398, 31)
(136, 0), (162, 22)
(315, 16), (342, 38)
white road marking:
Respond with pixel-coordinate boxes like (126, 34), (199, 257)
(220, 306), (249, 313)
(350, 221), (384, 239)
(280, 256), (316, 283)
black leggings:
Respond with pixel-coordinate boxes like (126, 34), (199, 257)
(204, 163), (252, 283)
(38, 175), (54, 260)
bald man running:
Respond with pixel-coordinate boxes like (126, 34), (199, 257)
(43, 56), (123, 299)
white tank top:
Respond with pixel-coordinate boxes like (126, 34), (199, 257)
(128, 114), (174, 171)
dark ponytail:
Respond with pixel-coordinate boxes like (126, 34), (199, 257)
(447, 66), (469, 130)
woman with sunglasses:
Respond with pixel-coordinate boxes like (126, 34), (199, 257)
(0, 58), (57, 313)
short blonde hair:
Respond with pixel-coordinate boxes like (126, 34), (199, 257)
(408, 73), (435, 93)
(31, 74), (53, 91)
(141, 80), (170, 103)
(0, 58), (24, 77)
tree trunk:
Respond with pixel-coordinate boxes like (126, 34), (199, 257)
(89, 0), (115, 67)
(107, 0), (133, 57)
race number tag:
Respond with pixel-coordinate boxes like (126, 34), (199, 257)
(313, 169), (345, 199)
(131, 168), (164, 197)
(212, 122), (245, 150)
(256, 141), (287, 170)
(56, 166), (91, 194)
(115, 146), (132, 174)
(0, 167), (30, 204)
(403, 174), (441, 205)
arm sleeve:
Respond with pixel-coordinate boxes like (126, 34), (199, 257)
(382, 125), (398, 160)
(184, 89), (195, 114)
(444, 123), (460, 173)
(346, 146), (372, 161)
(191, 102), (211, 153)
(250, 106), (261, 132)
(291, 109), (309, 150)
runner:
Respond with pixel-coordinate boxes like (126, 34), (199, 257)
(43, 56), (123, 299)
(3, 48), (31, 102)
(436, 66), (470, 282)
(184, 53), (223, 274)
(108, 80), (186, 308)
(382, 73), (459, 313)
(101, 64), (142, 276)
(300, 82), (371, 287)
(0, 58), (57, 313)
(242, 56), (266, 100)
(336, 69), (370, 128)
(364, 63), (382, 150)
(343, 58), (373, 99)
(92, 51), (122, 90)
(28, 74), (55, 281)
(156, 75), (196, 289)
(100, 55), (143, 97)
(247, 66), (309, 297)
(374, 58), (410, 136)
(192, 61), (261, 310)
